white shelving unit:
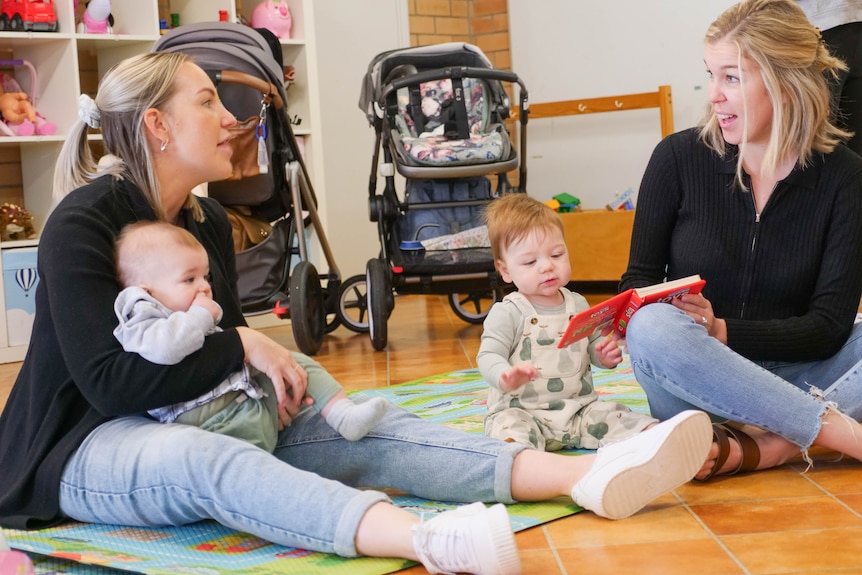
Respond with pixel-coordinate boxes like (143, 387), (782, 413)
(0, 0), (324, 358)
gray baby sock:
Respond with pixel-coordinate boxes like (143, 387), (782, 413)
(325, 397), (389, 441)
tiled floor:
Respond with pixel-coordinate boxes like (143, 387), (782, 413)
(3, 294), (862, 574)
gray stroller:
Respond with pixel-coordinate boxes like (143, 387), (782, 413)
(154, 22), (341, 356)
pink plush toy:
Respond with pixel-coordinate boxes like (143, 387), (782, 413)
(251, 0), (292, 39)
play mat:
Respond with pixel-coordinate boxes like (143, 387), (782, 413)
(4, 360), (646, 575)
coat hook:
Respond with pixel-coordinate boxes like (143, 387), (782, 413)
(577, 103), (587, 112)
(614, 100), (624, 108)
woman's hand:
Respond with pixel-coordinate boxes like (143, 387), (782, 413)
(672, 293), (728, 344)
(236, 326), (309, 428)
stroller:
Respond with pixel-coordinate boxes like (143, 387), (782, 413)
(348, 42), (529, 350)
(153, 22), (341, 356)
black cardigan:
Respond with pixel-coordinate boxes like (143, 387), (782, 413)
(0, 176), (246, 529)
(621, 128), (862, 361)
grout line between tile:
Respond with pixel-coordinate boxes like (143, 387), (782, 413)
(673, 490), (753, 575)
(542, 524), (569, 575)
(795, 464), (862, 520)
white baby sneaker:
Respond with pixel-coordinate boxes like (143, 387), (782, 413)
(412, 502), (523, 575)
(571, 409), (712, 520)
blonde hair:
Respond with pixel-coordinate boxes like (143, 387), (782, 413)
(698, 0), (850, 186)
(115, 220), (205, 288)
(484, 193), (564, 262)
(54, 52), (204, 221)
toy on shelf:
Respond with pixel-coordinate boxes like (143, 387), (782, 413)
(0, 203), (37, 241)
(75, 0), (113, 34)
(606, 188), (636, 211)
(251, 0), (292, 39)
(0, 59), (56, 137)
(545, 192), (581, 213)
(0, 0), (58, 32)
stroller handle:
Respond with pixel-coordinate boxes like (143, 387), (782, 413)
(382, 66), (521, 100)
(210, 69), (284, 110)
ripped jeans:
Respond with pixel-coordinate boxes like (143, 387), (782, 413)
(625, 303), (862, 450)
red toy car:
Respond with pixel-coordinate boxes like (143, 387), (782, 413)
(0, 0), (58, 32)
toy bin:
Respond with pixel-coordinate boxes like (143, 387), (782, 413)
(3, 247), (39, 347)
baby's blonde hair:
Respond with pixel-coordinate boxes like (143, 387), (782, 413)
(115, 220), (204, 288)
(484, 193), (565, 262)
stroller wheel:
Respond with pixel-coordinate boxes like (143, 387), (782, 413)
(289, 261), (325, 355)
(448, 289), (502, 324)
(336, 274), (370, 333)
(366, 258), (391, 351)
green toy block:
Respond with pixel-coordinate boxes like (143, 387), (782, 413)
(553, 193), (580, 205)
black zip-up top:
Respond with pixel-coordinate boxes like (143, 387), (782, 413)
(621, 128), (862, 362)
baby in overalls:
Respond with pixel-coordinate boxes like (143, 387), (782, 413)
(478, 194), (657, 451)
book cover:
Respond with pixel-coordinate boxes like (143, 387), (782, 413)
(557, 289), (633, 348)
(613, 275), (705, 337)
(557, 275), (705, 348)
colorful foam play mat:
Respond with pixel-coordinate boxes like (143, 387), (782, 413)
(4, 360), (646, 574)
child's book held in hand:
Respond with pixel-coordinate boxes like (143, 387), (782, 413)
(558, 275), (706, 348)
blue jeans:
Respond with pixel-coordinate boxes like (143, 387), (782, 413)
(626, 303), (862, 450)
(58, 356), (526, 558)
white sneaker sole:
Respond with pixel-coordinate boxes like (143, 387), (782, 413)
(573, 410), (713, 520)
(480, 504), (523, 575)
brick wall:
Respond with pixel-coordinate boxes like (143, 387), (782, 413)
(408, 0), (510, 70)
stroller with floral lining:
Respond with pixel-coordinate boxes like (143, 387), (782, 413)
(344, 42), (529, 350)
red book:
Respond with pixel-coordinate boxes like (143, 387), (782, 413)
(558, 274), (705, 348)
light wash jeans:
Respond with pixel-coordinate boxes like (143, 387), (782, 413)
(626, 303), (862, 450)
(58, 354), (526, 558)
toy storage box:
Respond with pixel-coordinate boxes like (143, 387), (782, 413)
(2, 247), (39, 347)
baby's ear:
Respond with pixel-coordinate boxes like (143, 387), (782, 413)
(496, 260), (512, 283)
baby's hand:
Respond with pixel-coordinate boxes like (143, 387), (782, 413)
(193, 293), (221, 322)
(499, 363), (538, 392)
(595, 335), (623, 369)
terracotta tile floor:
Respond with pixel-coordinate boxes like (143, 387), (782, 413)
(3, 294), (862, 574)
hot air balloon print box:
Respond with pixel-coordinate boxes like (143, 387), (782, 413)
(2, 247), (39, 347)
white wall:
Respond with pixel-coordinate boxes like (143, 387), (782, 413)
(313, 0), (409, 279)
(509, 0), (736, 208)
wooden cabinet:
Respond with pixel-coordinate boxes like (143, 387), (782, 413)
(0, 0), (322, 359)
(559, 210), (635, 284)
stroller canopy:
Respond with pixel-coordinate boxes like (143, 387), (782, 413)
(154, 21), (285, 96)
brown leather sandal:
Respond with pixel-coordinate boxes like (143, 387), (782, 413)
(696, 423), (761, 482)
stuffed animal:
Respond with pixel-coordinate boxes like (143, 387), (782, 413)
(251, 0), (292, 39)
(0, 203), (37, 241)
(76, 0), (113, 34)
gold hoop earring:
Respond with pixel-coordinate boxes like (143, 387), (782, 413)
(160, 140), (168, 152)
